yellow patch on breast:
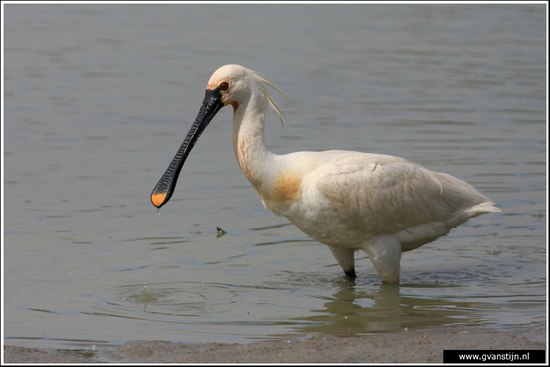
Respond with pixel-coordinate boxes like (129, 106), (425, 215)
(273, 172), (302, 203)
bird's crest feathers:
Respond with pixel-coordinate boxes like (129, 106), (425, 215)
(253, 72), (288, 130)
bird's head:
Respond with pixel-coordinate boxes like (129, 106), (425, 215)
(150, 64), (286, 208)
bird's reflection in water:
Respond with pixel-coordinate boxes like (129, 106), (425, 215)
(286, 280), (491, 336)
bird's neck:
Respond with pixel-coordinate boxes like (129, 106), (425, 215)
(231, 92), (274, 190)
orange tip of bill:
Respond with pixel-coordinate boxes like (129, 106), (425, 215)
(151, 192), (167, 208)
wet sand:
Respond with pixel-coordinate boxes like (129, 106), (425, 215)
(4, 325), (546, 363)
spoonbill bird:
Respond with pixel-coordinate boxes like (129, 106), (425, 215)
(151, 64), (500, 283)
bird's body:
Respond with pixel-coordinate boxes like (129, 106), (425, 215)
(152, 64), (500, 283)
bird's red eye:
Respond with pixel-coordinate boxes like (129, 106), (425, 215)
(219, 82), (229, 91)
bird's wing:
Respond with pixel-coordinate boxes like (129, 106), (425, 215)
(315, 154), (453, 235)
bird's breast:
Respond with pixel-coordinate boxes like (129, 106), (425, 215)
(272, 171), (302, 202)
(257, 171), (303, 214)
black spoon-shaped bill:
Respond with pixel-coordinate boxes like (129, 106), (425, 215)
(151, 87), (225, 208)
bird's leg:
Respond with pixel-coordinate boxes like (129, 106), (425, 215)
(363, 236), (402, 283)
(344, 269), (357, 279)
(328, 246), (356, 278)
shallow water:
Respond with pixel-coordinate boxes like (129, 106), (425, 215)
(3, 4), (546, 349)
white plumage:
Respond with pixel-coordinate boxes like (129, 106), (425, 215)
(151, 64), (500, 283)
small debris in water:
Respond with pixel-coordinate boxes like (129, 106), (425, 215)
(138, 292), (158, 303)
(216, 226), (227, 237)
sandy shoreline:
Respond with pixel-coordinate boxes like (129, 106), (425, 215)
(4, 325), (546, 363)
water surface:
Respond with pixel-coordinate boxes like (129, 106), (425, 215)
(3, 4), (546, 349)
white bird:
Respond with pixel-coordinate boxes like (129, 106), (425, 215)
(151, 64), (500, 283)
